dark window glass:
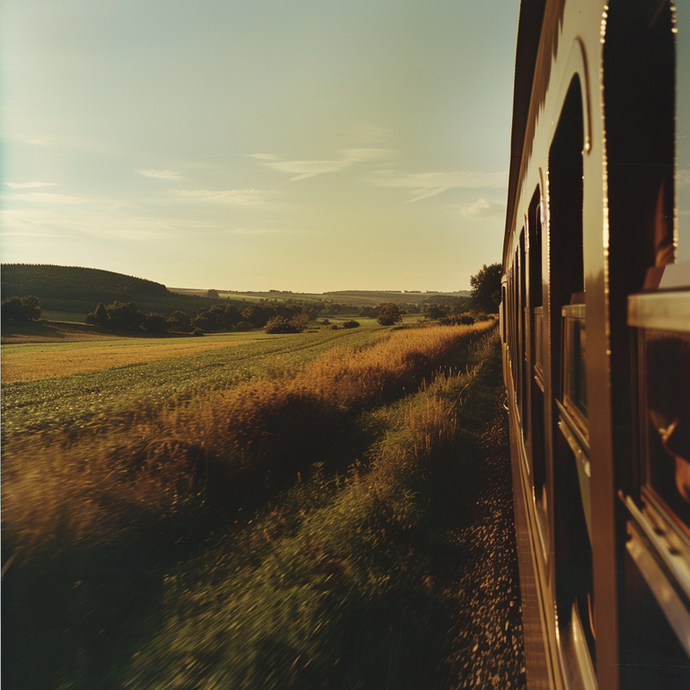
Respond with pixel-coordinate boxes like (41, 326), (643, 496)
(563, 304), (587, 428)
(643, 330), (690, 529)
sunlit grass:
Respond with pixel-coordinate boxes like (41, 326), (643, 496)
(125, 331), (499, 690)
(2, 321), (499, 690)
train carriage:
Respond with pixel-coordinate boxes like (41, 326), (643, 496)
(502, 0), (690, 688)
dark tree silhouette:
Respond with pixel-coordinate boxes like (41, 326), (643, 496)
(470, 263), (502, 313)
(377, 303), (403, 326)
(1, 295), (41, 321)
(167, 310), (192, 332)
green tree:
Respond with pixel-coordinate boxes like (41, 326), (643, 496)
(1, 295), (41, 321)
(85, 302), (109, 327)
(423, 303), (447, 320)
(242, 304), (269, 328)
(105, 301), (142, 331)
(167, 310), (192, 332)
(142, 313), (169, 333)
(470, 263), (502, 313)
(265, 316), (299, 334)
(377, 303), (403, 326)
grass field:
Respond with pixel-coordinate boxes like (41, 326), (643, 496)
(2, 328), (357, 383)
(2, 318), (506, 690)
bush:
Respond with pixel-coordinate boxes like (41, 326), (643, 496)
(265, 316), (299, 334)
(439, 313), (475, 326)
(265, 313), (309, 334)
(1, 295), (41, 321)
(167, 310), (192, 333)
(84, 300), (142, 331)
(342, 320), (360, 329)
(142, 313), (169, 333)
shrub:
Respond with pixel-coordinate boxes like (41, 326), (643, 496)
(1, 295), (41, 321)
(439, 313), (475, 326)
(342, 320), (360, 329)
(265, 316), (299, 334)
(167, 310), (192, 333)
(142, 313), (169, 333)
(84, 300), (142, 331)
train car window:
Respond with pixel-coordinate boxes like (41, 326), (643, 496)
(629, 290), (690, 533)
(527, 187), (548, 538)
(607, 3), (690, 685)
(626, 290), (690, 686)
(519, 230), (528, 436)
(529, 189), (544, 380)
(548, 76), (585, 418)
(562, 302), (587, 430)
(604, 0), (675, 292)
(643, 329), (690, 529)
(547, 75), (596, 674)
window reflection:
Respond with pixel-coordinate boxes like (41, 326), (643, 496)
(644, 331), (690, 528)
(563, 304), (587, 429)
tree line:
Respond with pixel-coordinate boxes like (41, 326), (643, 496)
(83, 301), (323, 334)
(2, 263), (502, 333)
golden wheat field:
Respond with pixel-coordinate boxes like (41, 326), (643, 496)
(1, 332), (279, 383)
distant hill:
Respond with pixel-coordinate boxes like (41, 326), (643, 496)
(2, 264), (170, 302)
(1, 264), (472, 321)
(203, 289), (471, 307)
(1, 264), (241, 319)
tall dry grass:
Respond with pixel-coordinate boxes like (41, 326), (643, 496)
(124, 331), (500, 690)
(3, 323), (501, 690)
(3, 322), (493, 563)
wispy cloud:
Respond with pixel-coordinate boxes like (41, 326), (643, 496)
(3, 192), (93, 204)
(249, 148), (393, 181)
(4, 182), (59, 189)
(136, 169), (183, 179)
(0, 208), (167, 241)
(460, 197), (506, 218)
(231, 227), (282, 234)
(170, 189), (264, 205)
(266, 159), (351, 181)
(248, 153), (281, 161)
(374, 170), (508, 203)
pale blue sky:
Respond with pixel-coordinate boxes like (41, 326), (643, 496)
(1, 0), (518, 291)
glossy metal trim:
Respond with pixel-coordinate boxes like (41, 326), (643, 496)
(625, 514), (690, 657)
(557, 603), (598, 690)
(557, 406), (592, 543)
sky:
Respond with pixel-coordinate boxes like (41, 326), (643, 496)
(0, 0), (519, 292)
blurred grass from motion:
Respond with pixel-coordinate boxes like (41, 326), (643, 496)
(2, 320), (501, 690)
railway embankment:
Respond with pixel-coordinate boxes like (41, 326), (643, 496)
(435, 375), (527, 689)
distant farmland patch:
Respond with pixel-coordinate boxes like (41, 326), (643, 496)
(2, 333), (274, 383)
